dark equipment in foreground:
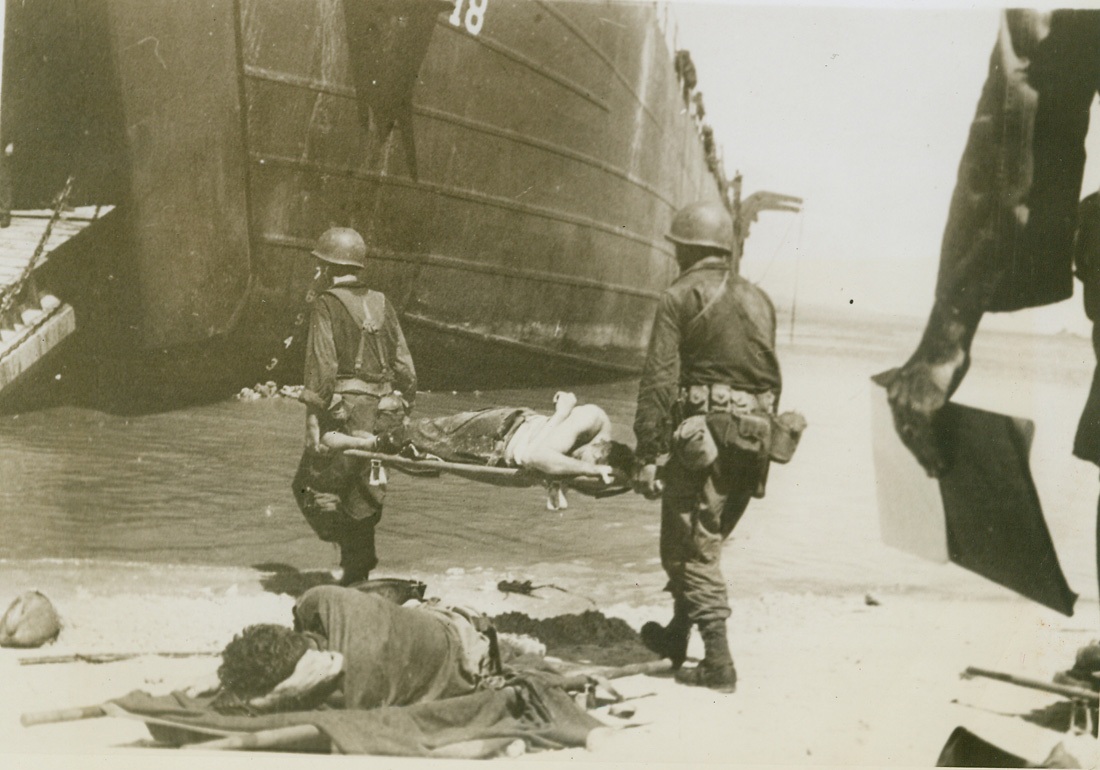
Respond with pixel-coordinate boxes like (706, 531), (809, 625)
(935, 664), (1099, 766)
(962, 666), (1099, 707)
(871, 386), (1077, 616)
(936, 727), (1030, 768)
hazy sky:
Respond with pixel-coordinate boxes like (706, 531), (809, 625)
(673, 2), (1100, 334)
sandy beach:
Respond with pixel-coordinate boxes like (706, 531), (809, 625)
(2, 560), (1096, 767)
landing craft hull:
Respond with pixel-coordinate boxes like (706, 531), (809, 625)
(3, 0), (723, 403)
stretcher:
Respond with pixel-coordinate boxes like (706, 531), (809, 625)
(21, 660), (671, 755)
(342, 449), (631, 510)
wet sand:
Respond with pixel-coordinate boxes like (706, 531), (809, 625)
(2, 310), (1099, 765)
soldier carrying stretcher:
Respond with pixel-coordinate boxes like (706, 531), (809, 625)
(633, 200), (803, 693)
(293, 227), (417, 587)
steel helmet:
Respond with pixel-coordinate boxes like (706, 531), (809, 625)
(312, 227), (367, 268)
(665, 200), (733, 253)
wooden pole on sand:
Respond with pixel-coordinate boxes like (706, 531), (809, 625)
(181, 724), (324, 752)
(21, 705), (107, 727)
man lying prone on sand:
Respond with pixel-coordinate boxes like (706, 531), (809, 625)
(321, 392), (636, 501)
(210, 585), (497, 714)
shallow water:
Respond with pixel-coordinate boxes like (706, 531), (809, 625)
(1, 312), (1097, 606)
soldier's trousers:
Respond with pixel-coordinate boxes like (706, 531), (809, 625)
(659, 452), (760, 624)
(292, 393), (403, 576)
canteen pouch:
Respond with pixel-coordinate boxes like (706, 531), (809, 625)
(769, 411), (807, 464)
(671, 414), (719, 470)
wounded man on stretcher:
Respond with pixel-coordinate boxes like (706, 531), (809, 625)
(321, 392), (636, 507)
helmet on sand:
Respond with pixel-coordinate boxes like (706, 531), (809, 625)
(312, 227), (367, 268)
(665, 201), (733, 254)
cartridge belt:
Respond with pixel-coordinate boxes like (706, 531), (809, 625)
(678, 383), (775, 418)
(334, 378), (394, 397)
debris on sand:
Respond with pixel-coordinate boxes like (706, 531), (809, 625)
(236, 382), (301, 401)
(1, 591), (61, 648)
(492, 610), (659, 667)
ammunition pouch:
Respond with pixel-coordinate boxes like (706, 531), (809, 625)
(673, 384), (806, 468)
(705, 411), (771, 464)
(704, 410), (806, 465)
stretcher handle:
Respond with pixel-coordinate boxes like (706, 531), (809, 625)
(558, 658), (673, 690)
(343, 449), (608, 483)
(186, 725), (527, 758)
(21, 704), (107, 726)
(182, 723), (324, 751)
(344, 449), (523, 477)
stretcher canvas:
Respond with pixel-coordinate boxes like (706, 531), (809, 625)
(106, 675), (601, 756)
(871, 386), (1077, 616)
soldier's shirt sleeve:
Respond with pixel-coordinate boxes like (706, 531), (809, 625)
(935, 9), (1097, 315)
(634, 292), (681, 465)
(385, 299), (417, 405)
(299, 298), (338, 412)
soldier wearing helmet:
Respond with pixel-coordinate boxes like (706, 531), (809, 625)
(633, 199), (782, 693)
(292, 227), (417, 586)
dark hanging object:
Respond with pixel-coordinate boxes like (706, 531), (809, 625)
(343, 0), (453, 180)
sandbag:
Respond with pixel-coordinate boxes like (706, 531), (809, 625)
(0, 590), (61, 648)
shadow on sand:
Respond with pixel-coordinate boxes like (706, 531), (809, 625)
(252, 562), (337, 598)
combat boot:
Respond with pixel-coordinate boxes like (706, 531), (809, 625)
(674, 619), (737, 693)
(338, 568), (370, 587)
(338, 552), (371, 587)
(640, 600), (691, 669)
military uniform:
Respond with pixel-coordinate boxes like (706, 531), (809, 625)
(293, 280), (416, 582)
(634, 255), (781, 625)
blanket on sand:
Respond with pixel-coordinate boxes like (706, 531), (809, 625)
(111, 674), (601, 756)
